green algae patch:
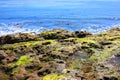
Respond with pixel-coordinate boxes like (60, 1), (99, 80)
(77, 38), (96, 43)
(40, 30), (58, 39)
(5, 49), (13, 53)
(1, 40), (58, 50)
(70, 59), (81, 70)
(64, 38), (96, 43)
(8, 56), (34, 67)
(64, 38), (77, 41)
(12, 67), (20, 75)
(107, 36), (120, 41)
(88, 52), (110, 62)
(42, 73), (65, 80)
(39, 29), (73, 39)
(42, 40), (58, 45)
(64, 38), (99, 48)
(113, 40), (120, 44)
(8, 56), (34, 75)
(1, 41), (41, 49)
(55, 46), (63, 51)
(88, 44), (120, 62)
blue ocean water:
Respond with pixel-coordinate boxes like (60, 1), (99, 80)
(0, 1), (120, 35)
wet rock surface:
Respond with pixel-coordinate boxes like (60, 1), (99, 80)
(0, 28), (120, 80)
(74, 30), (92, 38)
(0, 32), (37, 44)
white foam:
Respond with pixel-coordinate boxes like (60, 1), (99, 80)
(0, 23), (44, 36)
(0, 22), (120, 36)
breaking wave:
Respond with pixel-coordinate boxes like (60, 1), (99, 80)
(0, 17), (120, 36)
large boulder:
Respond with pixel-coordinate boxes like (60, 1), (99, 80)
(0, 32), (37, 44)
(39, 29), (74, 39)
(74, 31), (92, 38)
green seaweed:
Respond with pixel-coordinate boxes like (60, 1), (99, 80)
(113, 40), (120, 44)
(40, 30), (58, 39)
(42, 73), (65, 80)
(88, 52), (110, 62)
(64, 38), (96, 43)
(42, 40), (58, 45)
(12, 67), (19, 74)
(1, 40), (58, 50)
(77, 38), (95, 43)
(8, 56), (34, 67)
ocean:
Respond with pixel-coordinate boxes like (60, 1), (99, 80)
(0, 1), (120, 36)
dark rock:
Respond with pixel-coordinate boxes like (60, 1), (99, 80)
(74, 31), (92, 38)
(99, 41), (113, 45)
(103, 76), (110, 80)
(110, 76), (118, 80)
(102, 76), (118, 80)
(88, 43), (100, 48)
(0, 32), (37, 44)
(115, 54), (120, 57)
(42, 41), (51, 45)
(37, 68), (51, 76)
(81, 45), (89, 49)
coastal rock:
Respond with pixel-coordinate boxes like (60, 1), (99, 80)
(99, 41), (113, 45)
(0, 71), (10, 80)
(12, 67), (27, 80)
(0, 50), (15, 64)
(39, 29), (74, 39)
(49, 59), (66, 73)
(0, 28), (120, 80)
(0, 32), (37, 44)
(74, 31), (92, 38)
(0, 50), (6, 61)
(99, 76), (118, 80)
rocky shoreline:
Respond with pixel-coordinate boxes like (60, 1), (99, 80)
(0, 28), (120, 80)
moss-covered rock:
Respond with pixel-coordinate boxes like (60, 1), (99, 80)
(39, 29), (74, 39)
(42, 73), (65, 80)
(8, 55), (34, 67)
(0, 28), (120, 80)
(0, 32), (37, 44)
(74, 30), (92, 38)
